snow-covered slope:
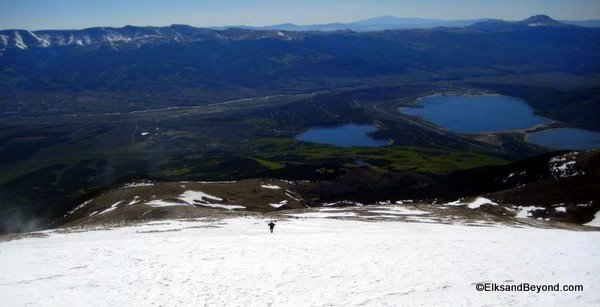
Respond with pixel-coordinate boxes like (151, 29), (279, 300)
(1, 217), (598, 306)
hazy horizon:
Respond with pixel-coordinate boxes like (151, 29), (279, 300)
(1, 0), (599, 31)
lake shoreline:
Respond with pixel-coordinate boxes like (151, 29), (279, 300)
(399, 92), (600, 150)
(401, 93), (552, 134)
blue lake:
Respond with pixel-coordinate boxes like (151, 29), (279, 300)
(527, 128), (600, 150)
(401, 95), (551, 133)
(295, 124), (389, 148)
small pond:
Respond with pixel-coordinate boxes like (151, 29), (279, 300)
(295, 124), (389, 148)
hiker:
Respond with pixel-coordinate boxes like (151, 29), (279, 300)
(268, 220), (276, 233)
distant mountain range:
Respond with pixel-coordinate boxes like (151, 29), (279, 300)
(0, 14), (599, 121)
(0, 25), (306, 51)
(217, 15), (600, 32)
(0, 15), (596, 52)
(214, 16), (486, 31)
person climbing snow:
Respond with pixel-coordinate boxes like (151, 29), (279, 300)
(268, 220), (276, 233)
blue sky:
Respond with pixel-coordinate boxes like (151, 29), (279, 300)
(1, 0), (599, 30)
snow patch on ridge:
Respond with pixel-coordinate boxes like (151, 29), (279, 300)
(516, 206), (545, 218)
(261, 184), (281, 190)
(549, 152), (583, 179)
(0, 35), (8, 48)
(467, 197), (498, 209)
(444, 197), (498, 209)
(178, 190), (223, 204)
(13, 31), (28, 49)
(584, 209), (600, 227)
(127, 196), (140, 206)
(121, 180), (154, 189)
(269, 200), (288, 208)
(285, 190), (301, 201)
(99, 201), (124, 215)
(145, 200), (190, 208)
(66, 199), (93, 216)
(28, 30), (50, 47)
(176, 190), (245, 210)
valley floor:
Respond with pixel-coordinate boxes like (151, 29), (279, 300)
(1, 217), (599, 306)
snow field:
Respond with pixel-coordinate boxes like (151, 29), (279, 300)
(1, 218), (599, 306)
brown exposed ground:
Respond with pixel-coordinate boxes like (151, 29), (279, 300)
(60, 178), (305, 227)
(54, 182), (599, 234)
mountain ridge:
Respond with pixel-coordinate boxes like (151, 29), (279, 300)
(0, 15), (594, 52)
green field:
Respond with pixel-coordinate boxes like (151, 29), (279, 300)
(244, 138), (507, 175)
